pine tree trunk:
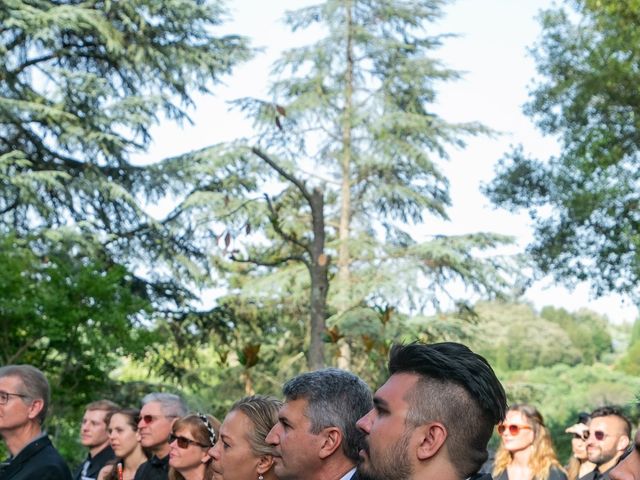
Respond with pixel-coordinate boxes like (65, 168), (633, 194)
(337, 0), (354, 370)
(309, 187), (329, 370)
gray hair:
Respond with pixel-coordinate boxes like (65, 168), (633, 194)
(141, 392), (188, 418)
(283, 368), (372, 462)
(0, 365), (50, 425)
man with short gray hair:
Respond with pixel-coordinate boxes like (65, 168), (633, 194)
(0, 364), (72, 480)
(265, 368), (373, 480)
(133, 392), (188, 480)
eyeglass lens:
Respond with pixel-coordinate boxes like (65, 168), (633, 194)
(169, 433), (203, 449)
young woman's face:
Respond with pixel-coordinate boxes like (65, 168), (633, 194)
(500, 410), (536, 453)
(108, 413), (139, 459)
(209, 410), (265, 480)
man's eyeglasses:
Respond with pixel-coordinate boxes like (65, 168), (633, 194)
(168, 433), (209, 449)
(141, 414), (176, 424)
(0, 391), (29, 405)
(498, 424), (533, 436)
(588, 430), (609, 441)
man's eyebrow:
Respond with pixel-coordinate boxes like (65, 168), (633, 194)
(373, 396), (389, 409)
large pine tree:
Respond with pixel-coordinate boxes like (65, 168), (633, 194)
(165, 0), (516, 369)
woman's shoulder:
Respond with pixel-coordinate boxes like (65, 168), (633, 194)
(548, 466), (568, 480)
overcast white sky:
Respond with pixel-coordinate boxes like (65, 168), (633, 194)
(139, 0), (638, 323)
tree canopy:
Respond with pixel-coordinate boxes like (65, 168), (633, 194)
(485, 0), (640, 300)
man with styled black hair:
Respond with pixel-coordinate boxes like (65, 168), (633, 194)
(356, 341), (507, 480)
(581, 406), (631, 480)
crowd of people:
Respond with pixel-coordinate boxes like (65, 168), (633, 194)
(0, 342), (638, 480)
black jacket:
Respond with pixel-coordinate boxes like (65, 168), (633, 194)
(74, 445), (115, 480)
(132, 455), (169, 480)
(0, 435), (72, 480)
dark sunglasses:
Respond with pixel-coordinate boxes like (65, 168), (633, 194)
(141, 414), (176, 424)
(168, 433), (209, 449)
(498, 424), (533, 436)
(588, 430), (608, 441)
(572, 431), (589, 441)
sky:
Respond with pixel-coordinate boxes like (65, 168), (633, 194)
(138, 0), (638, 324)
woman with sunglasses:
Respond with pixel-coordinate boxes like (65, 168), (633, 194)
(208, 395), (282, 480)
(564, 414), (595, 480)
(168, 413), (221, 480)
(493, 404), (567, 480)
(98, 408), (149, 480)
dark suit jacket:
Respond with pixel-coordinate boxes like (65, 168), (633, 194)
(0, 435), (72, 480)
(74, 445), (115, 480)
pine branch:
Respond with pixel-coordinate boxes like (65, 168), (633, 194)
(264, 193), (311, 254)
(250, 147), (313, 205)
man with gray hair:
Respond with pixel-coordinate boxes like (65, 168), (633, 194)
(265, 368), (373, 480)
(133, 392), (188, 480)
(0, 364), (72, 480)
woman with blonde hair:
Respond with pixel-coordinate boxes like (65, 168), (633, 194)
(493, 404), (567, 480)
(168, 413), (220, 480)
(208, 395), (282, 480)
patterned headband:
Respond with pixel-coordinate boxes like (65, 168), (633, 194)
(197, 412), (216, 446)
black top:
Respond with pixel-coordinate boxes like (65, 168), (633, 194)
(495, 467), (568, 480)
(132, 455), (169, 480)
(578, 467), (613, 480)
(0, 435), (72, 480)
(74, 445), (116, 480)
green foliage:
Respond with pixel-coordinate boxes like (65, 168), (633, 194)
(468, 302), (582, 370)
(484, 1), (640, 301)
(540, 306), (612, 363)
(0, 0), (251, 316)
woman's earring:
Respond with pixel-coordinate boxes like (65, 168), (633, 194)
(258, 475), (264, 480)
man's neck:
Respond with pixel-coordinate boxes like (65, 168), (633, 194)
(89, 441), (110, 458)
(308, 459), (356, 480)
(598, 455), (621, 474)
(152, 443), (170, 460)
(2, 422), (43, 457)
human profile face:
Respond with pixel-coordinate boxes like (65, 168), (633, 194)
(586, 416), (628, 466)
(0, 376), (40, 435)
(571, 426), (589, 461)
(265, 398), (324, 480)
(499, 410), (535, 454)
(610, 429), (640, 480)
(209, 410), (266, 480)
(80, 409), (110, 449)
(108, 413), (139, 459)
(168, 426), (210, 474)
(356, 373), (418, 480)
(138, 401), (176, 453)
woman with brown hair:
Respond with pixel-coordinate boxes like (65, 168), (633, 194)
(564, 413), (595, 480)
(493, 404), (567, 480)
(168, 413), (220, 480)
(208, 395), (282, 480)
(98, 408), (149, 480)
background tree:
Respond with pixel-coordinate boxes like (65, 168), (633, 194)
(484, 0), (640, 301)
(0, 0), (250, 372)
(166, 0), (518, 369)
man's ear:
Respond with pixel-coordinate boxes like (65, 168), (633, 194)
(257, 454), (275, 475)
(416, 422), (448, 461)
(27, 398), (44, 421)
(319, 427), (343, 459)
(617, 434), (630, 452)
